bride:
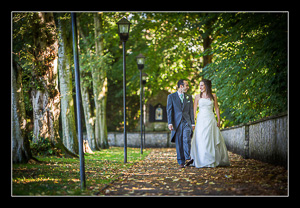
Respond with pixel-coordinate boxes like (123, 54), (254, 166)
(189, 79), (230, 168)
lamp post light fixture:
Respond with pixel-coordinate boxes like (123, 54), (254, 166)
(117, 17), (131, 42)
(136, 53), (146, 154)
(117, 17), (131, 163)
(142, 72), (148, 85)
(136, 53), (146, 70)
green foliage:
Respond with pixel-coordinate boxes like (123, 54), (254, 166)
(30, 137), (61, 156)
(202, 13), (287, 126)
(13, 12), (288, 132)
(105, 12), (287, 129)
(106, 12), (205, 130)
(13, 13), (37, 116)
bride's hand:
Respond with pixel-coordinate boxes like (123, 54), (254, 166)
(217, 121), (220, 128)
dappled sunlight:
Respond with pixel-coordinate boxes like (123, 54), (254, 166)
(88, 117), (94, 125)
(13, 177), (62, 184)
(104, 148), (287, 196)
(13, 147), (152, 195)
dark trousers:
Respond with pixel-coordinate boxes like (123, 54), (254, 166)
(175, 119), (192, 165)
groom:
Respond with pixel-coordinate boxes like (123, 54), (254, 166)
(167, 79), (195, 168)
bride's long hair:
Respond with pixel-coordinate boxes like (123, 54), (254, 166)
(200, 79), (214, 101)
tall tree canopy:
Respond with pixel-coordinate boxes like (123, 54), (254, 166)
(106, 12), (287, 128)
(202, 13), (287, 125)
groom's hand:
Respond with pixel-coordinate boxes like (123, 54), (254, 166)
(168, 124), (173, 131)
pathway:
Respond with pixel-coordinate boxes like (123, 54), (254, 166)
(101, 148), (287, 196)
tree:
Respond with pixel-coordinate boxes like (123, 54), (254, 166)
(106, 12), (205, 131)
(196, 13), (220, 68)
(105, 12), (287, 129)
(13, 12), (78, 158)
(57, 13), (79, 154)
(77, 13), (97, 150)
(29, 13), (61, 146)
(203, 13), (287, 126)
(77, 13), (110, 149)
(12, 61), (32, 163)
(93, 12), (109, 149)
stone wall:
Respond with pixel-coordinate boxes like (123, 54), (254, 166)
(221, 113), (288, 167)
(221, 125), (246, 157)
(107, 132), (176, 148)
(102, 113), (288, 167)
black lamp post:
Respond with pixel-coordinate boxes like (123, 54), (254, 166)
(136, 53), (146, 154)
(117, 17), (131, 163)
(141, 72), (148, 149)
(71, 12), (86, 190)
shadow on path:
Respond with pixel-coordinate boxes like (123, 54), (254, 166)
(102, 148), (287, 196)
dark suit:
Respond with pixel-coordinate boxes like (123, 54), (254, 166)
(167, 92), (195, 165)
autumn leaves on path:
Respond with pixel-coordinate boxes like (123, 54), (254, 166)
(102, 148), (287, 196)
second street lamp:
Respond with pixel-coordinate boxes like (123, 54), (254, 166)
(117, 17), (131, 163)
(136, 53), (146, 70)
(142, 72), (148, 149)
(136, 53), (146, 154)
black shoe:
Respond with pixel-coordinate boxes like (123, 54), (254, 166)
(185, 159), (194, 167)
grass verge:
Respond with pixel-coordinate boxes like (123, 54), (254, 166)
(12, 147), (151, 196)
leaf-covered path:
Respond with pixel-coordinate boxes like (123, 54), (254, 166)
(102, 148), (287, 196)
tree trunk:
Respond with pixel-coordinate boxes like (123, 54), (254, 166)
(30, 12), (78, 157)
(31, 89), (49, 143)
(93, 12), (109, 149)
(80, 79), (97, 150)
(203, 35), (213, 67)
(57, 15), (79, 154)
(77, 16), (97, 151)
(31, 12), (60, 144)
(201, 14), (217, 69)
(12, 61), (32, 163)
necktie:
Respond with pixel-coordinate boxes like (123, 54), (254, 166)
(180, 93), (184, 103)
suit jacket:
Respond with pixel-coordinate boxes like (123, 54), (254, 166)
(167, 92), (195, 143)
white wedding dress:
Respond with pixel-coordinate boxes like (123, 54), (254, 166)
(190, 98), (230, 168)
